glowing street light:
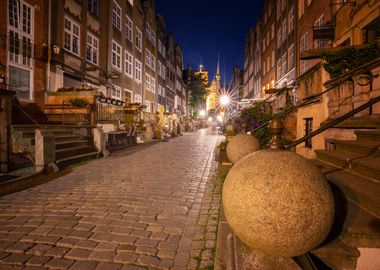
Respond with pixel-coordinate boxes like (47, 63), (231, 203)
(220, 95), (230, 106)
(199, 110), (206, 117)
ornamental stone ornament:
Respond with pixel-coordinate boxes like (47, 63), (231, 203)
(226, 134), (261, 164)
(222, 150), (335, 257)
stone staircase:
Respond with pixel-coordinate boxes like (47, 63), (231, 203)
(311, 129), (380, 269)
(12, 125), (99, 170)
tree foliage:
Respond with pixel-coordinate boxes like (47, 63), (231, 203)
(188, 74), (207, 109)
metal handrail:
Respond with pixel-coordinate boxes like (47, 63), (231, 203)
(285, 96), (380, 149)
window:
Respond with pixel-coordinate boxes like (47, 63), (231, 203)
(151, 55), (155, 71)
(277, 28), (282, 48)
(151, 78), (155, 93)
(8, 1), (33, 68)
(125, 50), (133, 77)
(136, 28), (142, 51)
(135, 60), (142, 82)
(111, 85), (122, 100)
(134, 94), (142, 102)
(162, 64), (166, 79)
(288, 6), (294, 32)
(145, 74), (150, 91)
(112, 40), (121, 70)
(271, 23), (275, 40)
(86, 33), (98, 65)
(158, 40), (162, 54)
(282, 53), (287, 75)
(88, 0), (99, 17)
(162, 86), (165, 97)
(288, 44), (294, 69)
(304, 118), (313, 148)
(145, 100), (151, 112)
(145, 49), (151, 67)
(125, 15), (133, 42)
(271, 50), (275, 68)
(162, 46), (166, 58)
(151, 31), (156, 46)
(125, 89), (133, 103)
(314, 14), (326, 49)
(112, 1), (121, 30)
(300, 32), (309, 73)
(277, 59), (281, 79)
(158, 84), (162, 95)
(64, 17), (80, 55)
(9, 65), (31, 100)
(146, 24), (151, 40)
(157, 60), (161, 77)
(282, 18), (287, 42)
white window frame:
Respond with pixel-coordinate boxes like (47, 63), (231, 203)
(136, 27), (142, 51)
(112, 40), (122, 70)
(112, 1), (122, 30)
(134, 94), (142, 103)
(158, 40), (162, 54)
(125, 50), (133, 78)
(151, 30), (156, 46)
(288, 44), (294, 69)
(162, 65), (166, 79)
(158, 84), (162, 95)
(64, 16), (80, 55)
(146, 23), (151, 40)
(157, 60), (161, 77)
(151, 78), (155, 93)
(145, 100), (151, 112)
(86, 33), (98, 65)
(111, 85), (122, 100)
(145, 74), (151, 91)
(151, 55), (155, 71)
(125, 14), (133, 42)
(135, 59), (142, 83)
(7, 0), (34, 101)
(125, 89), (133, 103)
(145, 49), (150, 68)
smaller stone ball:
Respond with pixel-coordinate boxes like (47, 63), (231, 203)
(226, 134), (261, 164)
(222, 150), (335, 257)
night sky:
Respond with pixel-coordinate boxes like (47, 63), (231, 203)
(155, 0), (264, 84)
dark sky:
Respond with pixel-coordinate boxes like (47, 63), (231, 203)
(155, 1), (264, 84)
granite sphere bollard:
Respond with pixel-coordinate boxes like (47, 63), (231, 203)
(222, 150), (335, 257)
(226, 134), (261, 164)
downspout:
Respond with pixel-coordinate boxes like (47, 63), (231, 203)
(46, 0), (51, 97)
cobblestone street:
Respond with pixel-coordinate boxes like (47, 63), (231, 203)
(0, 128), (223, 270)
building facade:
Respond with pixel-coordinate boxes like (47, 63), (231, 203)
(1, 0), (188, 129)
(2, 0), (49, 122)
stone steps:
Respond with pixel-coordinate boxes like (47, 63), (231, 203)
(312, 129), (380, 269)
(56, 151), (99, 169)
(55, 145), (96, 160)
(311, 238), (360, 270)
(333, 140), (380, 156)
(355, 130), (380, 141)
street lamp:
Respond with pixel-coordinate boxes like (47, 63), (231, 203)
(220, 95), (230, 106)
(199, 110), (206, 118)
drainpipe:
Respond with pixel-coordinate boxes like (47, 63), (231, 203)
(46, 0), (51, 97)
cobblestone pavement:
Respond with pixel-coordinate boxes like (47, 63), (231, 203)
(0, 128), (223, 270)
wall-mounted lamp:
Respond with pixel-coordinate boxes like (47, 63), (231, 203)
(53, 45), (60, 55)
(107, 73), (120, 79)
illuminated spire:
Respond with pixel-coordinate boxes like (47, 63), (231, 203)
(216, 54), (221, 81)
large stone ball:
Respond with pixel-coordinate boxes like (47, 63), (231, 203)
(222, 150), (334, 257)
(226, 134), (261, 164)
